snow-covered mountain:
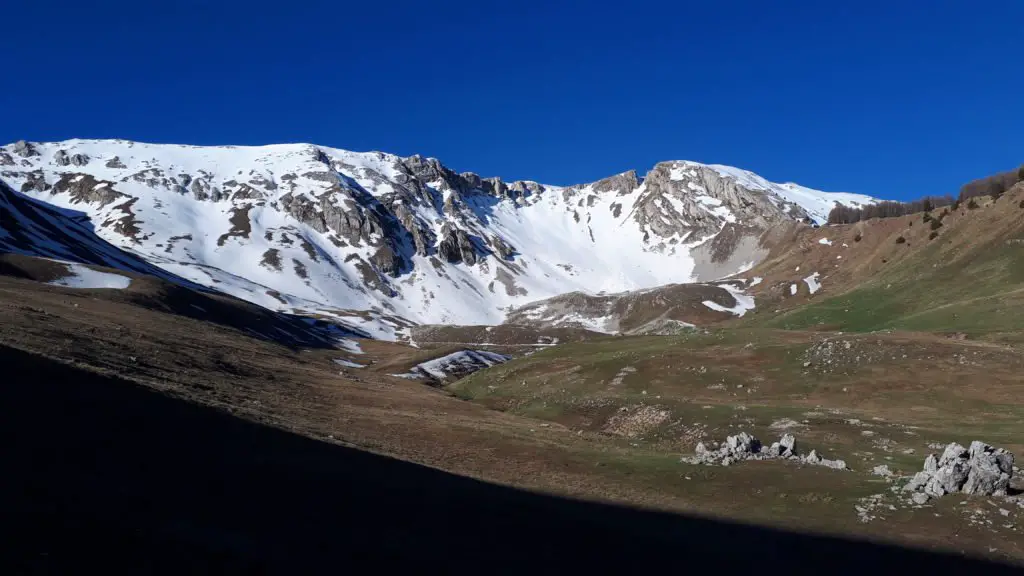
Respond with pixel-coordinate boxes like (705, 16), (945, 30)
(0, 139), (877, 338)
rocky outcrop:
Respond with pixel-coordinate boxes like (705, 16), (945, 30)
(508, 180), (545, 198)
(19, 171), (50, 193)
(278, 188), (390, 249)
(438, 224), (478, 265)
(682, 432), (847, 470)
(189, 178), (222, 202)
(903, 441), (1014, 501)
(491, 236), (516, 260)
(393, 203), (433, 256)
(591, 170), (638, 194)
(52, 173), (127, 207)
(401, 155), (464, 195)
(54, 150), (90, 167)
(105, 156), (127, 169)
(370, 245), (403, 277)
(633, 162), (806, 242)
(12, 140), (37, 157)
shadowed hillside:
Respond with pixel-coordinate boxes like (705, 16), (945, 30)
(2, 345), (1019, 575)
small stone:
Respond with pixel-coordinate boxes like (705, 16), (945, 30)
(912, 493), (930, 505)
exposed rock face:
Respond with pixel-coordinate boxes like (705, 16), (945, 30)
(491, 236), (516, 260)
(52, 173), (127, 207)
(370, 245), (403, 277)
(105, 156), (127, 169)
(682, 432), (846, 470)
(19, 171), (50, 193)
(903, 441), (1014, 498)
(633, 162), (805, 242)
(54, 150), (90, 167)
(438, 224), (478, 265)
(591, 170), (638, 194)
(12, 140), (37, 157)
(393, 203), (433, 257)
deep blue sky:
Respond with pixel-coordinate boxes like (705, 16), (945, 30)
(3, 1), (1022, 200)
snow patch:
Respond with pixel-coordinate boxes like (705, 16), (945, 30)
(338, 339), (364, 355)
(803, 272), (821, 294)
(334, 359), (366, 369)
(818, 238), (833, 246)
(415, 350), (511, 380)
(48, 262), (131, 289)
(703, 283), (755, 317)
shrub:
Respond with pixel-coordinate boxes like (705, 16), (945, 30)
(960, 169), (1017, 202)
(1019, 199), (1024, 209)
(967, 198), (979, 209)
(922, 212), (933, 223)
(853, 232), (862, 242)
(939, 208), (950, 220)
(929, 231), (939, 240)
(896, 236), (906, 244)
(930, 218), (943, 231)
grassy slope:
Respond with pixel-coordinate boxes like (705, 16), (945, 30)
(752, 192), (1024, 340)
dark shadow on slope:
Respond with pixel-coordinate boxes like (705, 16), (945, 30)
(1, 345), (1019, 575)
(0, 181), (367, 348)
(0, 253), (368, 349)
(0, 180), (209, 285)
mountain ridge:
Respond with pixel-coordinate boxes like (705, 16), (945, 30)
(0, 138), (879, 338)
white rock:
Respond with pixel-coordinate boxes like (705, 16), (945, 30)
(780, 433), (796, 457)
(939, 443), (967, 467)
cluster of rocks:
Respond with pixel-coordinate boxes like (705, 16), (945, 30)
(681, 432), (847, 470)
(903, 441), (1014, 502)
(53, 149), (90, 167)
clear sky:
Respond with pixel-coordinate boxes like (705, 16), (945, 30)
(2, 0), (1021, 200)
